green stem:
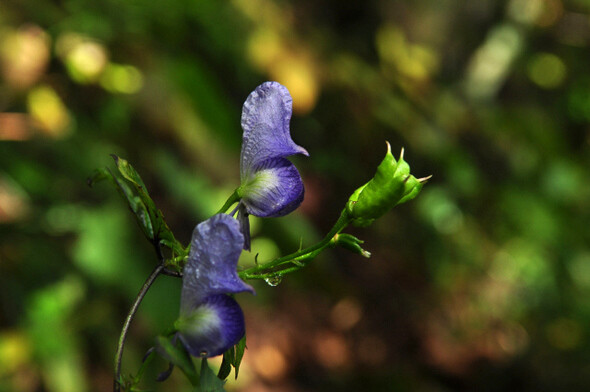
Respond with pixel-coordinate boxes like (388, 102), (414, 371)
(216, 189), (241, 214)
(239, 209), (351, 279)
(132, 349), (155, 387)
(114, 264), (165, 392)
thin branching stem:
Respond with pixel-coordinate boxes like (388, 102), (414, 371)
(114, 263), (165, 392)
(239, 210), (351, 279)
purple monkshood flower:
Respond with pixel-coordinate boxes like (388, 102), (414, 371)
(237, 81), (309, 249)
(176, 214), (254, 358)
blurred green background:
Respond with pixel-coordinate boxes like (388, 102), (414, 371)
(2, 0), (590, 391)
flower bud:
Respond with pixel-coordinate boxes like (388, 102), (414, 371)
(346, 142), (429, 226)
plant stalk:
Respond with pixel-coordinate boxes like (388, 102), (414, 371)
(239, 210), (351, 279)
(114, 263), (165, 392)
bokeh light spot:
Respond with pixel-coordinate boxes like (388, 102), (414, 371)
(0, 175), (30, 223)
(270, 55), (319, 115)
(0, 114), (33, 141)
(489, 239), (554, 296)
(27, 85), (72, 138)
(246, 27), (282, 70)
(464, 24), (523, 100)
(56, 33), (108, 84)
(0, 24), (50, 89)
(314, 331), (350, 369)
(527, 53), (566, 89)
(330, 297), (363, 331)
(376, 25), (439, 81)
(0, 331), (31, 375)
(418, 187), (464, 234)
(100, 63), (144, 94)
(251, 344), (288, 381)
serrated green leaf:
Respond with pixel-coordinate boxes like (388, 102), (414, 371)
(199, 359), (226, 392)
(111, 154), (148, 191)
(156, 336), (198, 385)
(97, 156), (185, 256)
(109, 171), (155, 240)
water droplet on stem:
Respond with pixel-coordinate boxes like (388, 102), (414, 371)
(264, 275), (282, 286)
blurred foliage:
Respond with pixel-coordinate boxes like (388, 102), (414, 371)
(1, 0), (590, 391)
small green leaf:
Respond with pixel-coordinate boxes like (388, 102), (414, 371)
(156, 336), (198, 385)
(87, 167), (113, 187)
(233, 335), (247, 379)
(111, 154), (148, 191)
(199, 359), (226, 392)
(93, 156), (185, 257)
(160, 238), (188, 260)
(217, 347), (234, 380)
(332, 233), (371, 258)
(109, 172), (155, 240)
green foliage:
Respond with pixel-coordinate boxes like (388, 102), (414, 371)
(155, 336), (198, 386)
(198, 359), (225, 392)
(331, 233), (371, 258)
(217, 335), (246, 381)
(89, 156), (187, 269)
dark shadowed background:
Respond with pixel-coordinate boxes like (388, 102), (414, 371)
(1, 0), (590, 391)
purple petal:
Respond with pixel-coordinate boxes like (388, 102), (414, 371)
(180, 214), (254, 314)
(177, 294), (246, 358)
(240, 157), (304, 218)
(240, 82), (308, 180)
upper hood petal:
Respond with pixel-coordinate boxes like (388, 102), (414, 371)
(240, 81), (308, 180)
(180, 214), (254, 314)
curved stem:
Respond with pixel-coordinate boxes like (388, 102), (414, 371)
(216, 189), (240, 214)
(114, 263), (165, 392)
(162, 267), (183, 278)
(239, 210), (351, 279)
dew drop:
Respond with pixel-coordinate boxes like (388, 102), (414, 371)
(264, 275), (282, 287)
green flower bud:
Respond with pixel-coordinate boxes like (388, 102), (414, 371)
(346, 142), (430, 226)
(331, 233), (371, 258)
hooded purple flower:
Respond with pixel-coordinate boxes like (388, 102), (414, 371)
(237, 81), (309, 249)
(176, 214), (254, 358)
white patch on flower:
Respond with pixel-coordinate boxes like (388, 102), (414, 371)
(177, 304), (222, 339)
(241, 169), (279, 199)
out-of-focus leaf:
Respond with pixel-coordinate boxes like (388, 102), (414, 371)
(91, 156), (186, 265)
(110, 169), (155, 240)
(112, 155), (185, 257)
(86, 167), (113, 187)
(198, 359), (225, 392)
(155, 336), (198, 385)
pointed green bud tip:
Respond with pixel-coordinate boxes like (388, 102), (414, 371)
(332, 233), (371, 258)
(346, 142), (430, 226)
